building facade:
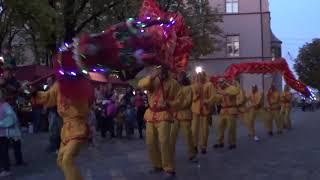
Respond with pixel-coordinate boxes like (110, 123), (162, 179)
(190, 0), (282, 94)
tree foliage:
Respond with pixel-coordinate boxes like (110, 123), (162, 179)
(294, 38), (320, 90)
(182, 0), (222, 59)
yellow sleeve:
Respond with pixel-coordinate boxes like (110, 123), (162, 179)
(35, 83), (58, 108)
(236, 90), (246, 106)
(274, 92), (280, 103)
(170, 86), (191, 110)
(225, 85), (240, 96)
(191, 84), (200, 102)
(138, 76), (154, 92)
(280, 93), (286, 102)
(215, 94), (223, 104)
(204, 83), (218, 104)
(254, 93), (262, 106)
(169, 85), (183, 109)
(169, 79), (180, 100)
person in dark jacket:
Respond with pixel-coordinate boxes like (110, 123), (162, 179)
(125, 104), (136, 139)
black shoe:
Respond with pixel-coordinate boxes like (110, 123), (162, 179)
(213, 144), (224, 149)
(268, 132), (273, 136)
(228, 145), (236, 150)
(201, 148), (207, 154)
(149, 167), (163, 174)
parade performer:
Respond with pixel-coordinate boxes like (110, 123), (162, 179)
(247, 85), (263, 141)
(169, 72), (198, 169)
(138, 67), (179, 178)
(191, 72), (216, 154)
(265, 84), (282, 135)
(280, 85), (293, 129)
(31, 51), (94, 180)
(235, 82), (248, 133)
(214, 78), (240, 150)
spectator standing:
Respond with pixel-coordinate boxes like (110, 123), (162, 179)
(47, 107), (62, 153)
(115, 105), (125, 138)
(45, 78), (62, 153)
(88, 109), (97, 146)
(125, 104), (137, 139)
(0, 90), (13, 177)
(106, 99), (117, 138)
(123, 86), (134, 105)
(134, 90), (145, 139)
(31, 84), (43, 133)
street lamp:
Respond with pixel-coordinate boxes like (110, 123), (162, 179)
(195, 66), (203, 74)
(0, 56), (4, 63)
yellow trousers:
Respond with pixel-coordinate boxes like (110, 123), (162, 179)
(265, 110), (283, 133)
(281, 108), (292, 129)
(216, 114), (237, 145)
(170, 121), (196, 168)
(57, 140), (85, 180)
(191, 114), (209, 149)
(146, 121), (174, 172)
(247, 110), (260, 137)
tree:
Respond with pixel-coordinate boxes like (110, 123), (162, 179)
(182, 0), (222, 59)
(0, 0), (20, 50)
(294, 38), (320, 90)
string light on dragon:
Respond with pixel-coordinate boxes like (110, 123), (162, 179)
(56, 15), (178, 78)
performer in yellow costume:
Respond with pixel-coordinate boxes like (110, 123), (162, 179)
(33, 82), (92, 180)
(138, 67), (179, 178)
(247, 85), (262, 141)
(191, 72), (216, 154)
(169, 72), (198, 168)
(236, 82), (248, 132)
(280, 85), (293, 129)
(214, 79), (240, 150)
(265, 84), (282, 135)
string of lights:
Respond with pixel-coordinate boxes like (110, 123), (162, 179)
(56, 16), (177, 78)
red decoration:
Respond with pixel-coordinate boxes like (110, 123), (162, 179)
(139, 0), (193, 72)
(210, 58), (310, 96)
(48, 0), (192, 102)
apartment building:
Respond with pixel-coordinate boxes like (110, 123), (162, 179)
(190, 0), (282, 93)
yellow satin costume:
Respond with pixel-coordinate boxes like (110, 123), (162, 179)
(35, 83), (91, 180)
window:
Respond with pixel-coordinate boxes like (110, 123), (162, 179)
(227, 35), (240, 57)
(226, 0), (239, 13)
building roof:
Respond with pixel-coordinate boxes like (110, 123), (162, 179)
(271, 31), (282, 44)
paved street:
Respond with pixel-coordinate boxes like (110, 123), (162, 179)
(6, 109), (320, 180)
